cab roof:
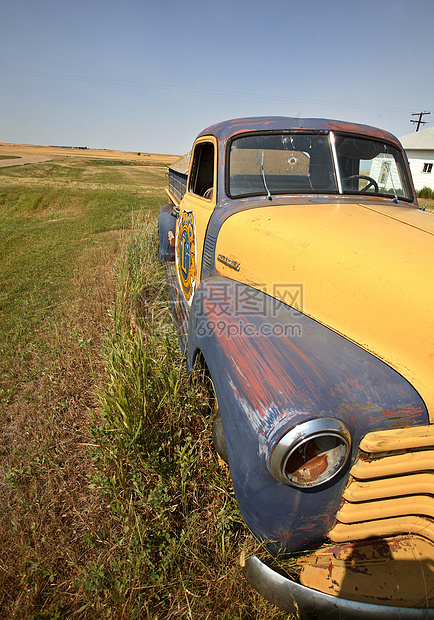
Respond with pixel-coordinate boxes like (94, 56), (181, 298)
(197, 117), (402, 148)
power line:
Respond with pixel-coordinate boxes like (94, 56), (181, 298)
(0, 67), (415, 115)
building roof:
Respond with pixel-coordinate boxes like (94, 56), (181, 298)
(399, 126), (434, 150)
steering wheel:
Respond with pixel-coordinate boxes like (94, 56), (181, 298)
(345, 175), (379, 193)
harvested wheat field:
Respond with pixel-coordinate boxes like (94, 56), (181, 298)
(0, 142), (178, 167)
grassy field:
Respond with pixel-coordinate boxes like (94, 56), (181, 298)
(0, 142), (176, 163)
(0, 156), (290, 619)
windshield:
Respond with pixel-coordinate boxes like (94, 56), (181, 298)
(334, 134), (412, 200)
(228, 132), (413, 201)
(229, 133), (337, 197)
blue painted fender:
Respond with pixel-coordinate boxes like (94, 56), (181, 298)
(186, 277), (428, 553)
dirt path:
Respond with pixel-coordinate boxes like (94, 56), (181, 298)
(0, 154), (55, 167)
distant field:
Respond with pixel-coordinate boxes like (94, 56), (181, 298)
(0, 142), (179, 166)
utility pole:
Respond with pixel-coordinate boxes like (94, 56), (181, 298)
(411, 111), (430, 131)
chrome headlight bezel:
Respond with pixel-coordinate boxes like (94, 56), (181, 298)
(269, 418), (351, 488)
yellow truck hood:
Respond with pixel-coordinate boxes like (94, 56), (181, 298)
(215, 201), (434, 420)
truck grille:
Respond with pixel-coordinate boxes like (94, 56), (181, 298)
(329, 425), (434, 544)
(202, 233), (217, 277)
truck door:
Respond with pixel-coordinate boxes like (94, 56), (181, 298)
(175, 136), (217, 305)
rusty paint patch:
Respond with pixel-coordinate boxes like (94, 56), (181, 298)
(299, 536), (434, 608)
(289, 446), (329, 484)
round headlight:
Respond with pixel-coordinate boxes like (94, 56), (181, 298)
(269, 418), (351, 488)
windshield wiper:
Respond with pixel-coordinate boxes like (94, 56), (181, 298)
(261, 151), (272, 201)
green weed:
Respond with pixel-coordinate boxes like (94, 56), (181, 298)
(89, 217), (290, 618)
(418, 186), (433, 199)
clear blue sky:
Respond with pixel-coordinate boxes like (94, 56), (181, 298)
(1, 0), (433, 155)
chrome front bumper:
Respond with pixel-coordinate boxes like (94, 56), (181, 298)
(244, 556), (434, 619)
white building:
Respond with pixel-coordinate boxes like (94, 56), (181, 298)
(399, 126), (434, 191)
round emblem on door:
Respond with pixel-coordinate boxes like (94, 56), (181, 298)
(176, 210), (197, 304)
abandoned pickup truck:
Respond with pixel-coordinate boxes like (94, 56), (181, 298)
(158, 117), (434, 618)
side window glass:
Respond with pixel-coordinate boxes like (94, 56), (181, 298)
(189, 142), (215, 199)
